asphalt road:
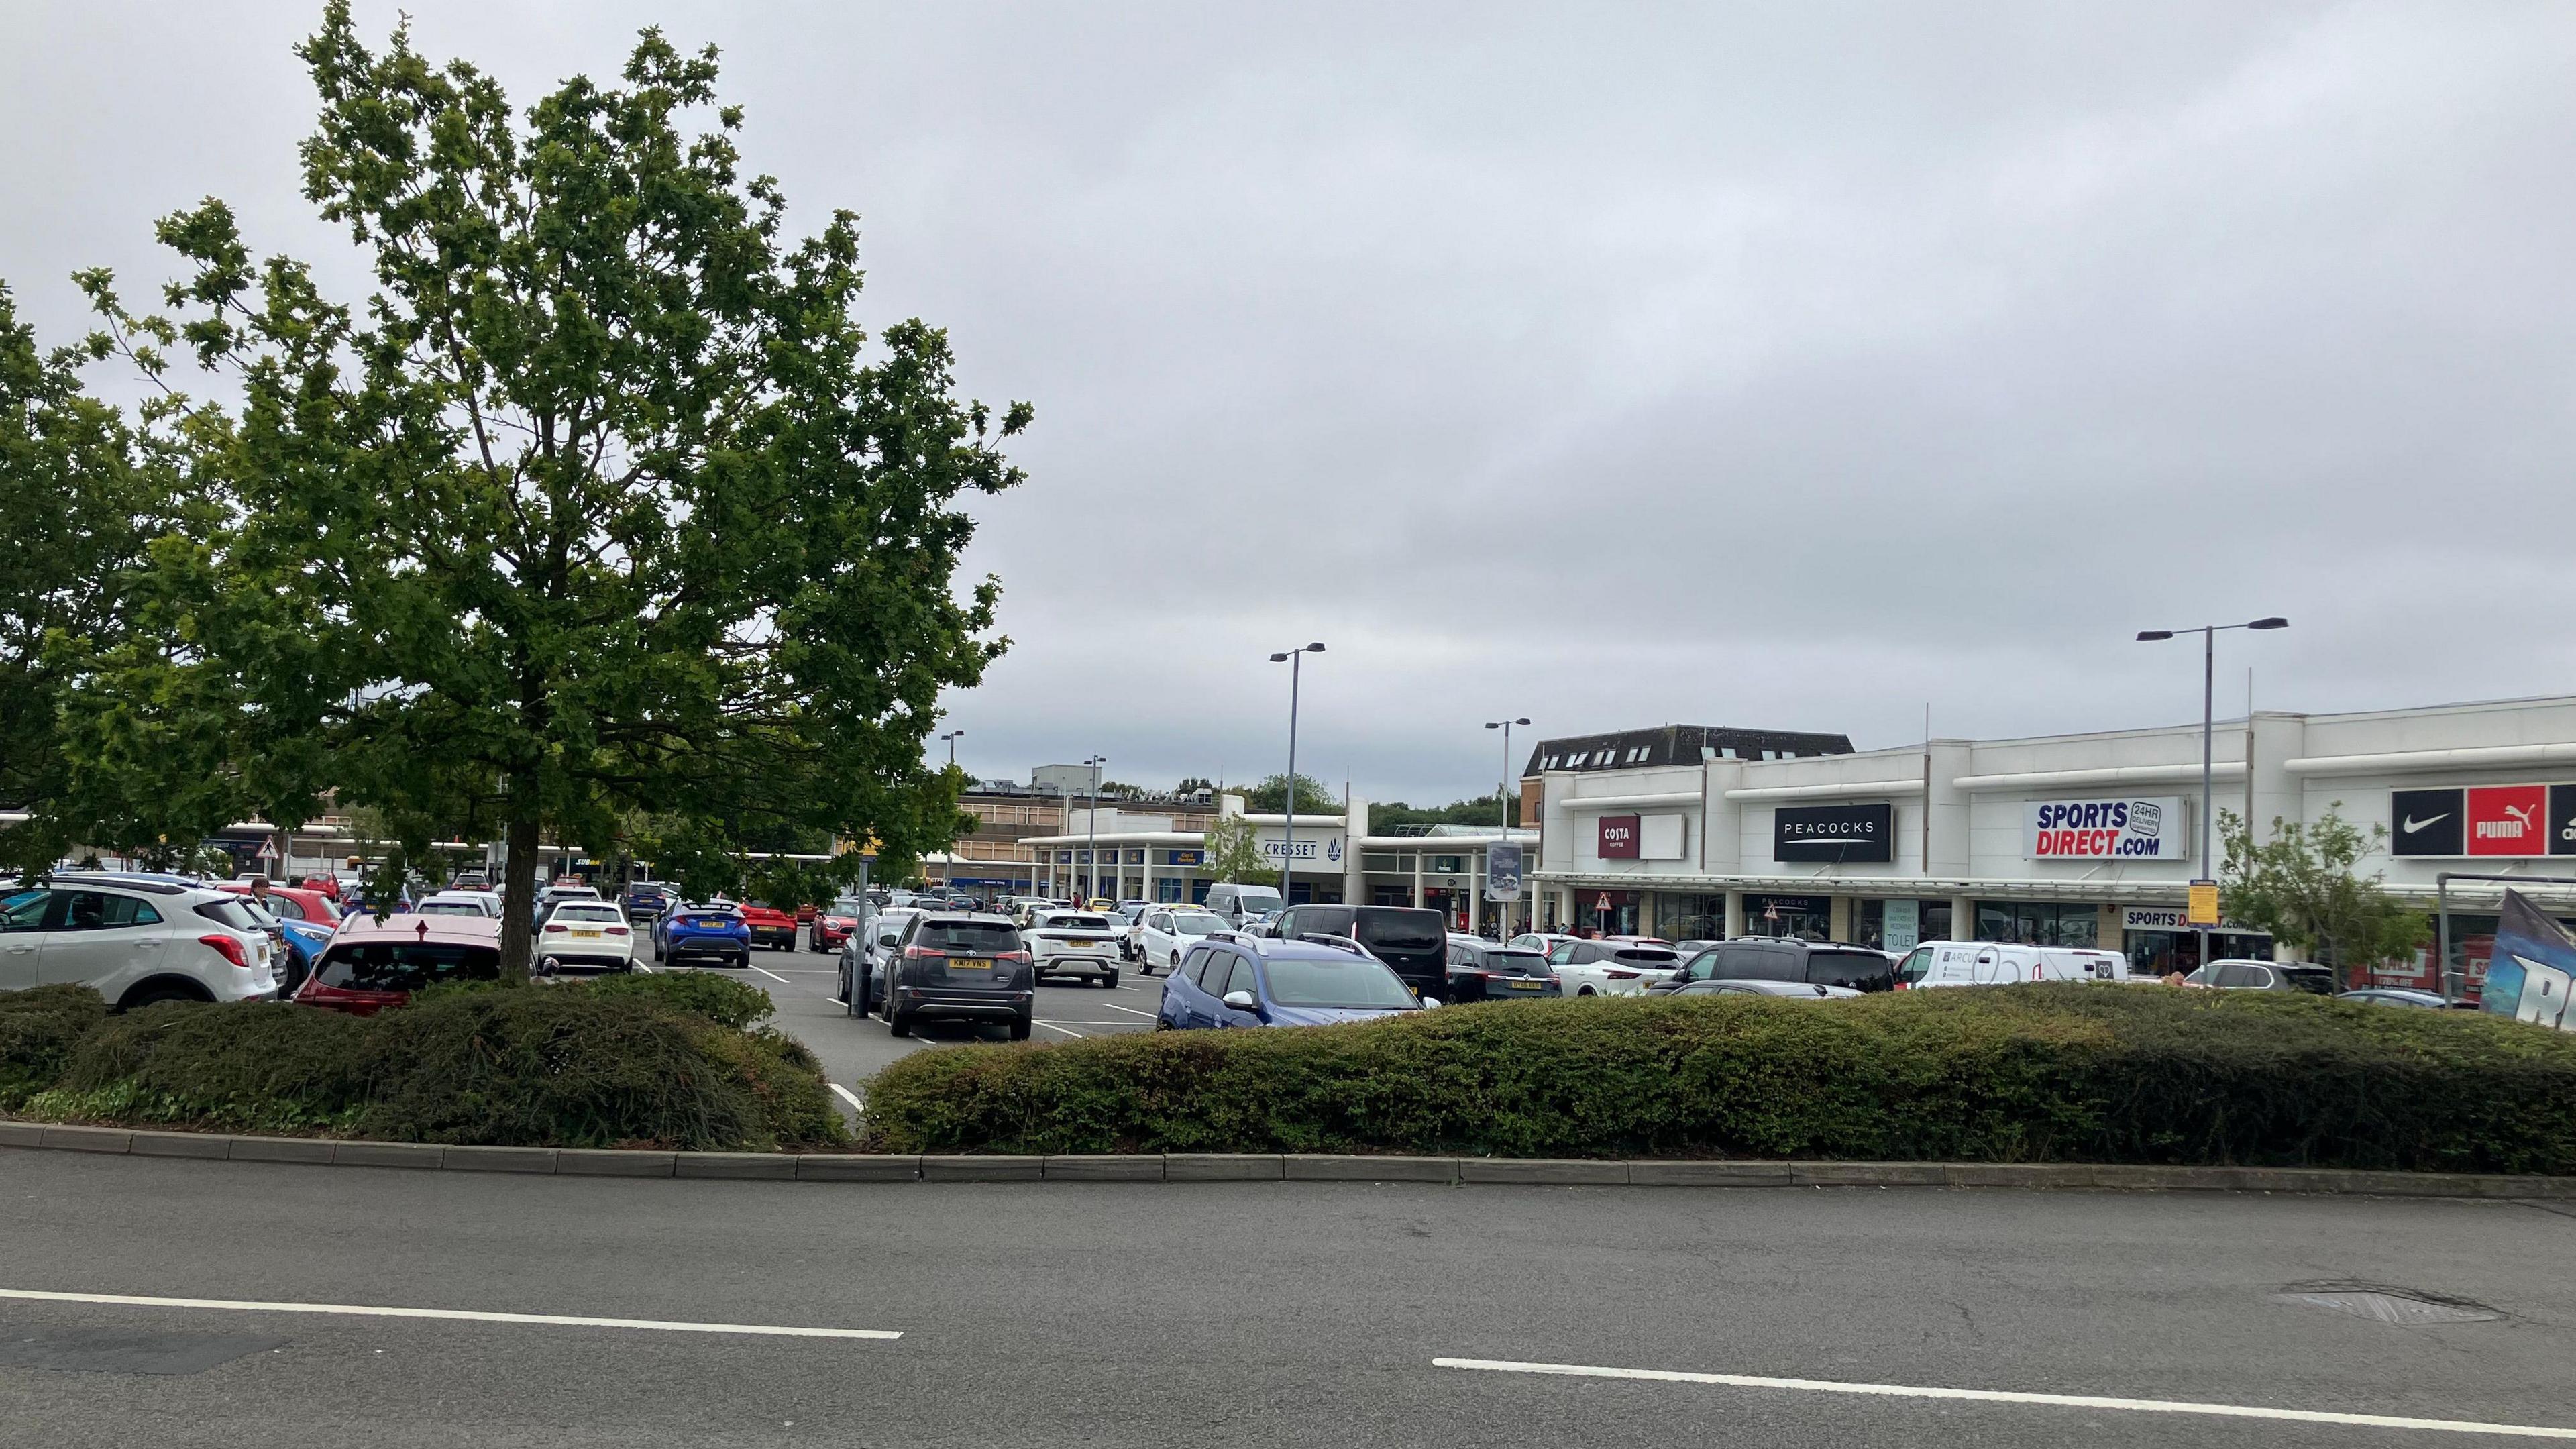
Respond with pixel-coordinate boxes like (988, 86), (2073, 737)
(5, 1150), (2574, 1447)
(671, 938), (1165, 1112)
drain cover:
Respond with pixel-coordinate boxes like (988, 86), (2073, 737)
(2277, 1283), (2503, 1326)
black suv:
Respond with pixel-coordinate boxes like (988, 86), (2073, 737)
(877, 912), (1035, 1040)
(1267, 904), (1448, 998)
(1654, 938), (1896, 994)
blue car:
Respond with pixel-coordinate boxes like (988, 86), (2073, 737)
(1155, 936), (1426, 1030)
(653, 902), (750, 969)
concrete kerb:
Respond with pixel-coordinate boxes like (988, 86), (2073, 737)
(1, 1128), (2571, 1198)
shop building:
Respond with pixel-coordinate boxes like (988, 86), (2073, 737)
(918, 777), (1220, 896)
(1528, 696), (2576, 982)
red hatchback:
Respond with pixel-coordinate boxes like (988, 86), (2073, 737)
(738, 900), (798, 952)
(219, 881), (343, 928)
(294, 915), (502, 1015)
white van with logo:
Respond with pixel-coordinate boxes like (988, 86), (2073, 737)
(1894, 940), (2131, 989)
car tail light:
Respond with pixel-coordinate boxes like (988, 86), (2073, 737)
(543, 924), (566, 933)
(1605, 969), (1641, 980)
(905, 946), (947, 961)
(997, 950), (1032, 964)
(199, 934), (250, 969)
(606, 926), (629, 936)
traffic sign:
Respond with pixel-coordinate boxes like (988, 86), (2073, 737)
(1595, 892), (1612, 912)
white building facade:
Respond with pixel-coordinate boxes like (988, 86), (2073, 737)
(1532, 695), (2576, 986)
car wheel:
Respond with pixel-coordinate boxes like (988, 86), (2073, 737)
(1008, 1014), (1032, 1042)
(1103, 969), (1120, 990)
(118, 981), (210, 1012)
(1577, 985), (1595, 996)
(888, 1006), (914, 1038)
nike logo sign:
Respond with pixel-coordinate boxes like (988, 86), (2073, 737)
(2403, 814), (2448, 833)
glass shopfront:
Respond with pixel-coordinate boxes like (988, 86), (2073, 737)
(1851, 898), (1953, 951)
(1655, 894), (1727, 942)
(1576, 888), (1642, 936)
(2124, 929), (2273, 978)
(1744, 894), (1832, 941)
(1975, 900), (2098, 947)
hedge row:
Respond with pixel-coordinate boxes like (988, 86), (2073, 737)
(0, 974), (845, 1152)
(860, 985), (2576, 1174)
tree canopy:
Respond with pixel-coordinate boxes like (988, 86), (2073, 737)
(2219, 806), (2429, 986)
(64, 4), (1024, 977)
(1239, 773), (1342, 817)
(1368, 791), (1520, 832)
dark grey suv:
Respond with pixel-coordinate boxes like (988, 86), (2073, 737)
(1654, 938), (1897, 994)
(879, 912), (1035, 1040)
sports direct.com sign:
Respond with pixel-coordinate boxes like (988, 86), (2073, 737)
(2020, 797), (2188, 861)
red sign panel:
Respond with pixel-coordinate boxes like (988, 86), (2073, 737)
(1597, 814), (1640, 859)
(2467, 784), (2550, 857)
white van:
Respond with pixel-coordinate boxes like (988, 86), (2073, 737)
(1894, 940), (2131, 989)
(1203, 882), (1285, 926)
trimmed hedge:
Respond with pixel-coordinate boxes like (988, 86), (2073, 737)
(860, 985), (2576, 1174)
(7, 977), (845, 1151)
(0, 985), (109, 1110)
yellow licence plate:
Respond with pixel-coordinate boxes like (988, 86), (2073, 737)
(1508, 979), (1540, 990)
(949, 959), (992, 971)
(572, 929), (602, 938)
(1068, 939), (1102, 948)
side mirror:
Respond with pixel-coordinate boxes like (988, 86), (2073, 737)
(1220, 990), (1258, 1012)
(1419, 996), (1444, 1009)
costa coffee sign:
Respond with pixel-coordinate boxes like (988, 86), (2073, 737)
(2392, 785), (2576, 859)
(1597, 814), (1640, 859)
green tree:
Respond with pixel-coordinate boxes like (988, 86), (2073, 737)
(1200, 813), (1277, 887)
(1369, 791), (1520, 832)
(74, 5), (1026, 979)
(2219, 806), (2429, 987)
(1240, 773), (1342, 817)
(0, 284), (202, 877)
(1174, 776), (1214, 796)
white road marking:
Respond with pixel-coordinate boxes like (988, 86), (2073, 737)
(1032, 1020), (1087, 1038)
(747, 964), (791, 984)
(1432, 1359), (2576, 1440)
(828, 1083), (865, 1113)
(0, 1288), (900, 1340)
(1033, 1021), (1142, 1027)
(765, 969), (836, 974)
(1094, 1002), (1159, 1018)
(634, 961), (655, 974)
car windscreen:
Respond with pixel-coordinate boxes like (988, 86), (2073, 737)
(1042, 915), (1112, 930)
(1481, 949), (1552, 977)
(315, 941), (501, 993)
(1173, 915), (1223, 936)
(552, 905), (623, 922)
(1611, 948), (1679, 965)
(417, 902), (489, 916)
(193, 898), (268, 932)
(1262, 956), (1418, 1009)
(1355, 910), (1443, 951)
(1806, 950), (1892, 989)
(916, 921), (1021, 954)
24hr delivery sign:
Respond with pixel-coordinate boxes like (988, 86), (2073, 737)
(2021, 797), (2188, 860)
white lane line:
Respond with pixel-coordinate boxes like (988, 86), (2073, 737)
(765, 969), (837, 975)
(747, 964), (791, 984)
(1094, 1001), (1159, 1019)
(1031, 1020), (1087, 1038)
(0, 1289), (900, 1340)
(1033, 1022), (1142, 1027)
(634, 961), (655, 974)
(1432, 1359), (2576, 1440)
(828, 1083), (865, 1113)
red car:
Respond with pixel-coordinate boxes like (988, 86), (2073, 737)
(294, 915), (502, 1015)
(811, 906), (859, 953)
(220, 881), (343, 928)
(738, 900), (798, 951)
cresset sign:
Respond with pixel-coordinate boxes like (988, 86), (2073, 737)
(2020, 798), (2186, 861)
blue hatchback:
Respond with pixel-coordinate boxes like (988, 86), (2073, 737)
(653, 902), (750, 969)
(1155, 936), (1425, 1030)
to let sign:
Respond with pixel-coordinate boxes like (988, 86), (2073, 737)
(1597, 815), (1641, 859)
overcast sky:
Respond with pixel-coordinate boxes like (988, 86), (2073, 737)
(6, 2), (2571, 804)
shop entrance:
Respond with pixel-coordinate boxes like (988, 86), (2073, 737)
(1578, 889), (1641, 936)
(1745, 894), (1832, 941)
(2123, 930), (2273, 977)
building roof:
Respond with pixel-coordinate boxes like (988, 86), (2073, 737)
(1524, 724), (1854, 777)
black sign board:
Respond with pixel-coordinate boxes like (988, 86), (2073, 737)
(1773, 802), (1894, 863)
(2390, 788), (2464, 858)
(2557, 785), (2576, 857)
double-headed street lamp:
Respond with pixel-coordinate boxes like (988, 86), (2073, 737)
(2136, 616), (2288, 966)
(1484, 718), (1530, 830)
(938, 729), (965, 769)
(1084, 753), (1108, 903)
(1269, 643), (1326, 905)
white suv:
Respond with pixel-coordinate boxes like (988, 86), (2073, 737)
(1, 873), (280, 1008)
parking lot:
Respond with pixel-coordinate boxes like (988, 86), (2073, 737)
(662, 940), (1167, 1113)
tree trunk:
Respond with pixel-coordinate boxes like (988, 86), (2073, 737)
(498, 806), (541, 986)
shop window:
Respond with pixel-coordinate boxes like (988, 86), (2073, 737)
(1974, 901), (2098, 948)
(1851, 899), (1952, 951)
(1655, 894), (1727, 943)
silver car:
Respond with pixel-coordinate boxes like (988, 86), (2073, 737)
(3, 873), (278, 1008)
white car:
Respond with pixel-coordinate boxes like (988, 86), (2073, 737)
(416, 890), (501, 919)
(537, 900), (636, 973)
(1, 873), (279, 1008)
(1133, 908), (1233, 975)
(1026, 910), (1122, 986)
(1548, 938), (1686, 997)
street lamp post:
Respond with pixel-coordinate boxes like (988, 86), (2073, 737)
(1084, 754), (1108, 904)
(1485, 717), (1531, 936)
(2137, 616), (2288, 973)
(1268, 644), (1326, 908)
(938, 729), (965, 769)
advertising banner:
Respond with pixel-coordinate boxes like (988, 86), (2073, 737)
(1597, 815), (1640, 859)
(1773, 802), (1894, 863)
(1485, 843), (1524, 902)
(2482, 890), (2576, 1032)
(1883, 899), (1921, 952)
(2020, 797), (2187, 861)
(2393, 785), (2576, 858)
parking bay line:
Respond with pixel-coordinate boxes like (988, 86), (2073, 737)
(1031, 1021), (1087, 1038)
(746, 964), (792, 984)
(828, 1083), (865, 1112)
(1431, 1358), (2576, 1440)
(1093, 1002), (1159, 1019)
(0, 1289), (900, 1341)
